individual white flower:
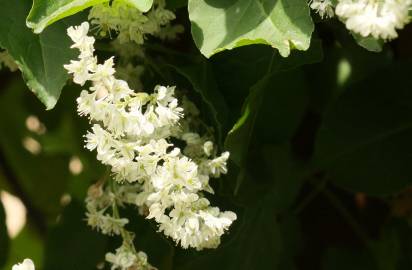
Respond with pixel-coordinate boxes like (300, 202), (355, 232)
(336, 0), (412, 40)
(310, 0), (335, 18)
(64, 59), (92, 85)
(209, 151), (230, 177)
(203, 141), (213, 157)
(12, 259), (35, 270)
(100, 215), (129, 236)
(105, 246), (137, 270)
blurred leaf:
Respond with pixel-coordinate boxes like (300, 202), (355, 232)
(0, 0), (75, 109)
(305, 35), (391, 114)
(322, 248), (377, 270)
(0, 78), (70, 217)
(372, 227), (400, 270)
(3, 226), (44, 270)
(43, 201), (107, 270)
(314, 62), (412, 195)
(277, 214), (302, 270)
(322, 219), (412, 270)
(0, 200), (9, 268)
(389, 219), (412, 269)
(188, 0), (314, 58)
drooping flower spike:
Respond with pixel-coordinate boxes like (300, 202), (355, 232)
(64, 21), (236, 268)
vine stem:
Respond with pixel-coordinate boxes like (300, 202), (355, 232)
(293, 178), (327, 215)
(110, 180), (136, 251)
(321, 187), (376, 252)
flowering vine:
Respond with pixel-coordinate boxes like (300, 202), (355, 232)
(64, 22), (236, 269)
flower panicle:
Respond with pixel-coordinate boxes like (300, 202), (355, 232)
(64, 21), (237, 269)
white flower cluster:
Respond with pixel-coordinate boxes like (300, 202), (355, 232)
(309, 0), (412, 40)
(310, 0), (335, 19)
(336, 0), (411, 40)
(65, 21), (236, 255)
(12, 259), (35, 270)
(88, 0), (183, 44)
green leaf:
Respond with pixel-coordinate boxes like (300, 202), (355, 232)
(221, 41), (321, 166)
(27, 0), (154, 33)
(262, 144), (307, 212)
(0, 200), (10, 268)
(352, 34), (384, 53)
(170, 62), (229, 143)
(314, 62), (412, 195)
(188, 0), (314, 58)
(225, 69), (308, 166)
(0, 0), (76, 109)
(224, 78), (264, 166)
(26, 0), (107, 34)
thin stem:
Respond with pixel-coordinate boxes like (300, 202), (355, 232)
(109, 180), (136, 250)
(321, 187), (374, 251)
(266, 51), (277, 75)
(293, 178), (327, 214)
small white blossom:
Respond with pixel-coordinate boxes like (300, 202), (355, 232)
(209, 151), (230, 177)
(310, 0), (335, 18)
(105, 243), (155, 270)
(12, 259), (35, 270)
(336, 0), (412, 40)
(203, 141), (213, 157)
